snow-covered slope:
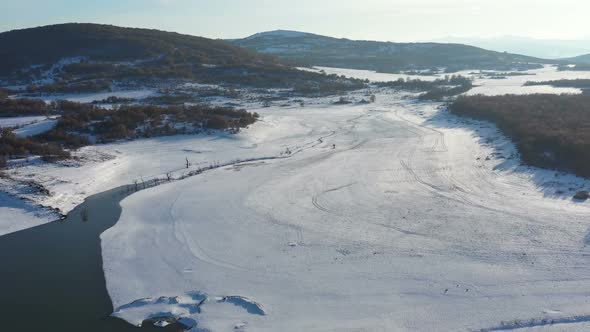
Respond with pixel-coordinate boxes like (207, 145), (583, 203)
(101, 92), (590, 331)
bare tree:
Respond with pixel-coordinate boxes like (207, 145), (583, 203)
(80, 208), (89, 222)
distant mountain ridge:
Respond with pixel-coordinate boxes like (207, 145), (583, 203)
(435, 36), (590, 59)
(233, 30), (554, 73)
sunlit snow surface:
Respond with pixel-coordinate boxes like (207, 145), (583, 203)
(100, 88), (590, 330)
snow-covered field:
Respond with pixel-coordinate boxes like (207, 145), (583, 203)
(309, 65), (590, 96)
(301, 66), (441, 82)
(3, 66), (590, 330)
(100, 91), (590, 331)
(463, 65), (590, 96)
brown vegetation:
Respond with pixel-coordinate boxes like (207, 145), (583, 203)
(0, 128), (70, 163)
(0, 98), (51, 117)
(377, 75), (473, 101)
(54, 103), (259, 142)
(26, 80), (112, 94)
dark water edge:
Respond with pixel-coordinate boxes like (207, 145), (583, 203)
(0, 185), (187, 332)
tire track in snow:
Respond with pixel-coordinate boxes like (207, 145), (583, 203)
(311, 183), (357, 216)
(391, 108), (448, 153)
(169, 185), (251, 272)
(478, 315), (590, 331)
(390, 108), (548, 227)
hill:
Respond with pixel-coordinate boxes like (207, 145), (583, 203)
(563, 54), (590, 64)
(556, 54), (590, 71)
(233, 30), (553, 73)
(0, 23), (278, 75)
(0, 24), (365, 92)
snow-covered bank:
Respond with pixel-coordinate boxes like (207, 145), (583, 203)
(0, 191), (56, 236)
(102, 92), (590, 331)
(3, 102), (349, 214)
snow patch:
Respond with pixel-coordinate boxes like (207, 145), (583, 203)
(0, 116), (49, 128)
(112, 292), (264, 330)
(14, 119), (57, 137)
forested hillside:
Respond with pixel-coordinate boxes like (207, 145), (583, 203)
(0, 24), (365, 92)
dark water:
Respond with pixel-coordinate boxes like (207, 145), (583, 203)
(0, 186), (186, 332)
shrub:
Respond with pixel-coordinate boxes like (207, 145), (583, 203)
(0, 98), (50, 117)
(377, 75), (472, 101)
(0, 128), (70, 162)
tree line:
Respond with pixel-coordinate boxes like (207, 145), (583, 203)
(449, 94), (590, 177)
(0, 100), (259, 168)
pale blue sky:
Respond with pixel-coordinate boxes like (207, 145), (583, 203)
(2, 0), (589, 41)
